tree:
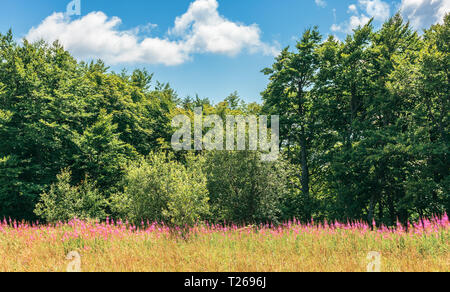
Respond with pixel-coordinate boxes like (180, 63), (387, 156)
(392, 14), (450, 219)
(0, 32), (177, 220)
(34, 169), (107, 222)
(204, 151), (290, 224)
(112, 152), (210, 227)
(0, 35), (83, 220)
(72, 111), (137, 194)
(224, 91), (242, 110)
(1, 16), (448, 225)
(262, 27), (322, 219)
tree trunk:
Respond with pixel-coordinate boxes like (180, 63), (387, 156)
(378, 199), (384, 224)
(296, 83), (311, 221)
(299, 129), (310, 219)
(388, 194), (395, 226)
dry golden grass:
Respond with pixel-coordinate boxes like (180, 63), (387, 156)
(0, 219), (448, 272)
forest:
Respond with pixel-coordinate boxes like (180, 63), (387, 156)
(0, 13), (448, 227)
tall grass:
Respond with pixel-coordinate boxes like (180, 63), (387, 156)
(0, 215), (448, 272)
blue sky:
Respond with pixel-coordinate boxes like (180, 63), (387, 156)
(0, 0), (448, 103)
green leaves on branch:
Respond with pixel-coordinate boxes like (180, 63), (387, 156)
(112, 152), (210, 227)
(0, 32), (177, 220)
(34, 169), (107, 223)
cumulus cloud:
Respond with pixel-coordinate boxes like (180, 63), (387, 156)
(170, 0), (278, 56)
(359, 0), (391, 21)
(25, 0), (278, 66)
(400, 0), (450, 29)
(331, 0), (391, 34)
(26, 12), (187, 65)
(331, 15), (371, 33)
(315, 0), (327, 8)
(348, 4), (358, 13)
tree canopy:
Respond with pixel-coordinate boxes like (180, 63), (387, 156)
(0, 13), (448, 226)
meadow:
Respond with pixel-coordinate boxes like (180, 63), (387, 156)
(0, 215), (448, 272)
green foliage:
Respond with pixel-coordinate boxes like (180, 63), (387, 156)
(112, 152), (210, 226)
(262, 13), (449, 225)
(0, 32), (176, 220)
(72, 111), (137, 193)
(34, 169), (107, 223)
(0, 155), (40, 220)
(0, 13), (448, 225)
(205, 151), (290, 224)
(262, 27), (323, 219)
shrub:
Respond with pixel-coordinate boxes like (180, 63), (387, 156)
(204, 151), (290, 224)
(34, 169), (107, 222)
(112, 152), (210, 227)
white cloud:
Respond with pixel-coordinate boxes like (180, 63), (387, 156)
(359, 0), (391, 21)
(315, 0), (327, 8)
(170, 0), (278, 56)
(331, 14), (372, 34)
(25, 0), (278, 66)
(330, 24), (343, 33)
(400, 0), (450, 29)
(348, 4), (358, 13)
(350, 14), (373, 28)
(331, 0), (391, 34)
(26, 12), (186, 66)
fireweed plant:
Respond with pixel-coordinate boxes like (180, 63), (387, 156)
(0, 215), (448, 272)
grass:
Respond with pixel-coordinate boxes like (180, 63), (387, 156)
(0, 216), (448, 272)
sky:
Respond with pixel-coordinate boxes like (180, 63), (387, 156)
(0, 0), (448, 103)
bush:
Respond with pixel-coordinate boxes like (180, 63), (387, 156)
(204, 151), (290, 224)
(111, 152), (210, 227)
(34, 169), (107, 222)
